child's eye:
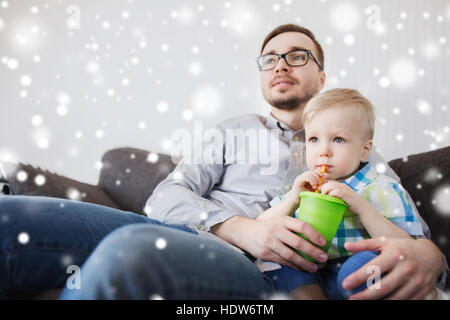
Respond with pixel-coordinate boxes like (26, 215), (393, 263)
(309, 137), (318, 143)
(334, 137), (345, 143)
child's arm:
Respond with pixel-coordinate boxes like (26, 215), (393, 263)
(257, 170), (324, 220)
(320, 181), (411, 239)
(353, 200), (410, 238)
(257, 196), (299, 220)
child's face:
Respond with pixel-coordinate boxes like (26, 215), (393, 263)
(305, 106), (373, 181)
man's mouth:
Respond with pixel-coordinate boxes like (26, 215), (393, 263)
(272, 79), (295, 88)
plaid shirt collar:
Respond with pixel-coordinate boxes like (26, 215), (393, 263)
(341, 162), (378, 192)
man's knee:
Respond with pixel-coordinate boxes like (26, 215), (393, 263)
(0, 195), (18, 213)
(91, 223), (196, 269)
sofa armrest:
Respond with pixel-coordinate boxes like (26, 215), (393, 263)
(98, 147), (178, 214)
(0, 162), (119, 209)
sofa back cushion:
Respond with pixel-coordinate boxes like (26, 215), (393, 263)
(98, 147), (178, 214)
(388, 146), (450, 289)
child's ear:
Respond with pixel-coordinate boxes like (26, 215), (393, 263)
(361, 139), (373, 161)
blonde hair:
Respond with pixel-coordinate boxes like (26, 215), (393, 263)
(302, 88), (375, 139)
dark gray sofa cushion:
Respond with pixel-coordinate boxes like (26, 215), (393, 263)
(1, 162), (119, 209)
(388, 146), (450, 289)
(98, 147), (178, 215)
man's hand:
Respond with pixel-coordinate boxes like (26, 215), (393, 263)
(212, 215), (329, 272)
(342, 237), (445, 300)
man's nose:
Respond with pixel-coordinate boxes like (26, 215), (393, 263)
(274, 57), (290, 73)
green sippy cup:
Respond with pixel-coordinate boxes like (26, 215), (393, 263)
(296, 191), (348, 263)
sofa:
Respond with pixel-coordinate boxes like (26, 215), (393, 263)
(0, 145), (449, 298)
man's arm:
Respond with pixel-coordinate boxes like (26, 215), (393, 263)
(146, 159), (238, 231)
(146, 120), (242, 230)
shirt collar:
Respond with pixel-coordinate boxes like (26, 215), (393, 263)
(341, 162), (378, 192)
(266, 112), (300, 134)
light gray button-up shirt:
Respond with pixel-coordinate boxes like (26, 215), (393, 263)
(147, 112), (423, 232)
(146, 112), (447, 289)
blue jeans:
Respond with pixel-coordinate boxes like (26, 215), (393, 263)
(0, 196), (271, 299)
(264, 251), (379, 300)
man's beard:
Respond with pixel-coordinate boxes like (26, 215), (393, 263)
(267, 88), (316, 111)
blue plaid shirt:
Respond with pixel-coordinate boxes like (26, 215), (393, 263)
(269, 162), (424, 260)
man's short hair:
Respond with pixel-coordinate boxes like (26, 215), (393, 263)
(260, 24), (325, 70)
(302, 88), (376, 140)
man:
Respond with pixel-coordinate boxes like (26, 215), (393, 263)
(60, 24), (447, 299)
(0, 24), (445, 300)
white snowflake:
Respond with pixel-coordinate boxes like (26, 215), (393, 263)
(330, 2), (360, 32)
(155, 237), (167, 250)
(416, 100), (432, 115)
(6, 58), (18, 70)
(388, 59), (417, 89)
(423, 40), (441, 60)
(18, 232), (30, 244)
(192, 86), (222, 116)
(31, 114), (43, 126)
(188, 62), (203, 76)
(95, 129), (105, 139)
(16, 170), (28, 182)
(34, 174), (46, 186)
(182, 109), (193, 121)
(147, 152), (159, 163)
(375, 163), (387, 174)
(378, 76), (391, 88)
(56, 105), (68, 116)
(156, 101), (169, 113)
(60, 254), (74, 267)
(67, 187), (81, 200)
(32, 127), (51, 149)
(433, 185), (450, 216)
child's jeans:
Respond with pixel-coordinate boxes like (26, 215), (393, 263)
(264, 251), (380, 300)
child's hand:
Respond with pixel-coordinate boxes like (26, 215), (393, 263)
(320, 181), (365, 213)
(287, 171), (325, 204)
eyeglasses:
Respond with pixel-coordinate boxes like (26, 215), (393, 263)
(256, 49), (323, 71)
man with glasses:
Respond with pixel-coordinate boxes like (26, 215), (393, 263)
(60, 24), (446, 300)
(0, 24), (445, 300)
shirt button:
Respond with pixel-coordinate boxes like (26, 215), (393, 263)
(285, 185), (291, 191)
(198, 224), (205, 231)
(294, 152), (300, 158)
(294, 136), (300, 141)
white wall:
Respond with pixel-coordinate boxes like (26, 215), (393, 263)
(1, 0), (449, 184)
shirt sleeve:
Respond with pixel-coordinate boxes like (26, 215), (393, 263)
(146, 124), (238, 232)
(268, 194), (284, 208)
(365, 151), (448, 289)
(362, 181), (425, 237)
(269, 193), (301, 218)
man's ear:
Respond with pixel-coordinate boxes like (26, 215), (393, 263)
(361, 139), (373, 161)
(316, 71), (326, 94)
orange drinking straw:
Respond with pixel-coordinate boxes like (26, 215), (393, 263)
(315, 165), (327, 193)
